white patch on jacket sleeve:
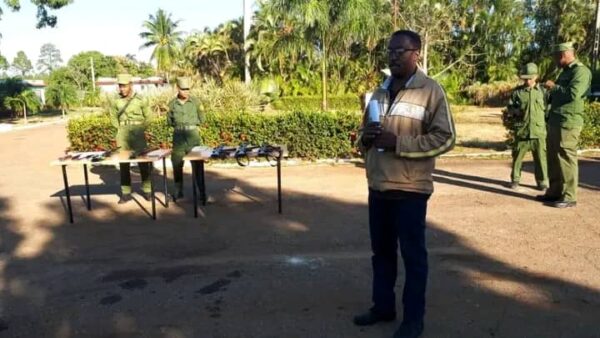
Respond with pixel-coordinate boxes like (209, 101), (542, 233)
(389, 102), (426, 120)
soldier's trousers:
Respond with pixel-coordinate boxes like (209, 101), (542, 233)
(171, 130), (202, 195)
(511, 138), (548, 186)
(546, 125), (582, 202)
(120, 162), (152, 194)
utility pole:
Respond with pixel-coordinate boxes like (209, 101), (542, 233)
(90, 57), (96, 92)
(593, 0), (600, 73)
(243, 0), (252, 85)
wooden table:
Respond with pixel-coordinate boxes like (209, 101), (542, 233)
(51, 149), (172, 223)
(183, 146), (285, 218)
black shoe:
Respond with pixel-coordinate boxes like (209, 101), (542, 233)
(393, 320), (424, 338)
(141, 192), (152, 202)
(509, 182), (519, 189)
(170, 191), (183, 202)
(353, 309), (396, 326)
(549, 200), (576, 208)
(118, 194), (132, 204)
(535, 194), (560, 202)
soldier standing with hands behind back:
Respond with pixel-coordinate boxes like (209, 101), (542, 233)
(110, 74), (152, 204)
(505, 62), (548, 190)
(538, 42), (591, 208)
(167, 77), (205, 201)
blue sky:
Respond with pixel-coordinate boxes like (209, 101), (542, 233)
(0, 0), (255, 68)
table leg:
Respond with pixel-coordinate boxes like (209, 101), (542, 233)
(191, 160), (198, 218)
(151, 170), (156, 220)
(83, 164), (91, 211)
(200, 160), (206, 206)
(277, 156), (282, 214)
(62, 165), (74, 223)
(163, 157), (169, 208)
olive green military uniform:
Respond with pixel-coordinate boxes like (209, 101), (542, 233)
(168, 78), (205, 197)
(110, 75), (152, 195)
(546, 46), (592, 202)
(507, 64), (548, 188)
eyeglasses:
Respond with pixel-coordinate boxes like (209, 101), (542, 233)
(387, 48), (419, 58)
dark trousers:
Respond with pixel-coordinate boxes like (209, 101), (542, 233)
(368, 189), (429, 322)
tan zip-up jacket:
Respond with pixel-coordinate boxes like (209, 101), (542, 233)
(362, 69), (455, 194)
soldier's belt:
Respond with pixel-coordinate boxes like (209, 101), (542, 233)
(174, 125), (197, 130)
(121, 120), (144, 126)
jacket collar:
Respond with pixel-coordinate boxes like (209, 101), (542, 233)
(381, 68), (428, 90)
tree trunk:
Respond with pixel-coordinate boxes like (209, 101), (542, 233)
(62, 107), (66, 119)
(321, 34), (328, 111)
(23, 103), (28, 124)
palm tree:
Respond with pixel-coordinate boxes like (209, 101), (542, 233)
(184, 31), (231, 83)
(139, 8), (184, 82)
(45, 82), (78, 119)
(264, 0), (389, 110)
(3, 89), (42, 123)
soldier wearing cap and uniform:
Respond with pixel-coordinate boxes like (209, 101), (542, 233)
(167, 77), (205, 200)
(539, 42), (592, 208)
(110, 73), (152, 204)
(505, 62), (548, 190)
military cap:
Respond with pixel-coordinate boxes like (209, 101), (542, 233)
(519, 63), (538, 79)
(176, 77), (191, 89)
(117, 73), (133, 85)
(553, 42), (575, 53)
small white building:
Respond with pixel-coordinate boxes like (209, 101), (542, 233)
(23, 79), (46, 105)
(97, 76), (168, 94)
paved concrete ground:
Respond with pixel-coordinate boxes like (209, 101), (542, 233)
(0, 124), (599, 338)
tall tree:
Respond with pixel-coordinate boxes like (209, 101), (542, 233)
(66, 51), (117, 90)
(37, 43), (63, 73)
(0, 54), (8, 72)
(0, 0), (72, 28)
(139, 8), (184, 81)
(265, 0), (389, 110)
(12, 51), (33, 76)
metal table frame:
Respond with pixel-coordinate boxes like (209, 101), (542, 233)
(183, 152), (283, 218)
(51, 151), (172, 223)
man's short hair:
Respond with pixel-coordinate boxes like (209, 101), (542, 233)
(391, 30), (422, 50)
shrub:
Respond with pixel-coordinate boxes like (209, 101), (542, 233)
(67, 114), (116, 151)
(580, 102), (600, 148)
(465, 81), (517, 107)
(67, 111), (362, 159)
(272, 95), (361, 112)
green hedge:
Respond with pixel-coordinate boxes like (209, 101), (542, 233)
(272, 95), (361, 112)
(580, 102), (600, 148)
(67, 111), (362, 159)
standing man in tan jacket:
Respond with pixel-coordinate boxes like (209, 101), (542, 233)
(353, 30), (455, 338)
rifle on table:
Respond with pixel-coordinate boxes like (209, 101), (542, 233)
(235, 143), (261, 167)
(210, 144), (237, 160)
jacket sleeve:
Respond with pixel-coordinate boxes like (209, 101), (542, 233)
(552, 65), (592, 102)
(141, 97), (150, 122)
(109, 98), (120, 129)
(395, 84), (455, 158)
(167, 100), (175, 127)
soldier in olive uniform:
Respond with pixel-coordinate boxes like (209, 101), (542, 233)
(168, 77), (205, 200)
(110, 74), (152, 204)
(539, 42), (592, 208)
(506, 63), (548, 190)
